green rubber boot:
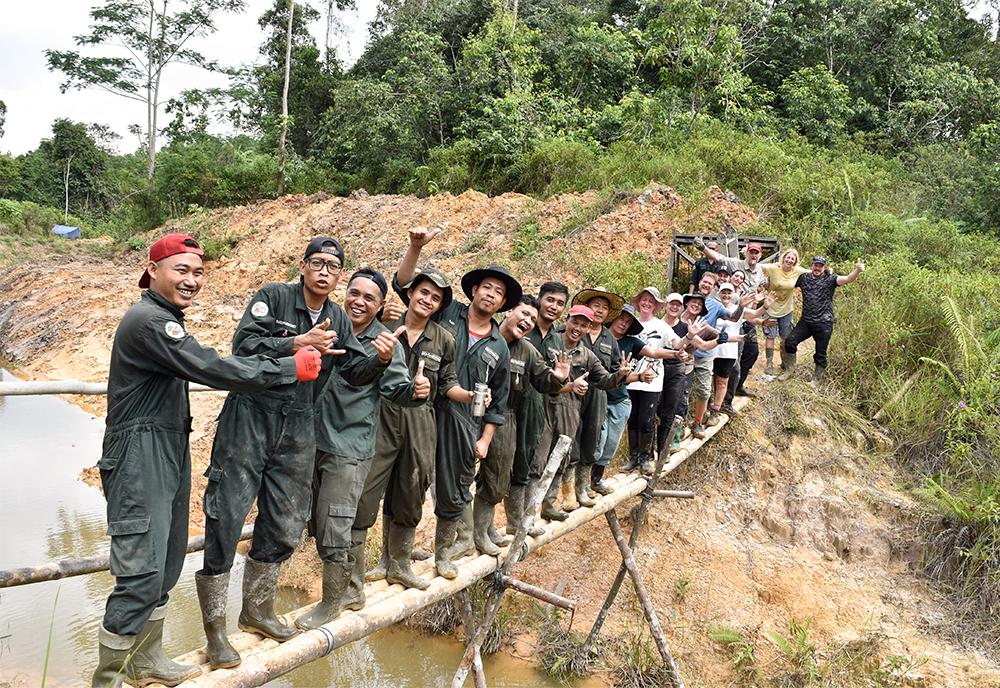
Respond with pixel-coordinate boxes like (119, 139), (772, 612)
(341, 528), (368, 612)
(295, 560), (351, 630)
(91, 625), (132, 688)
(364, 518), (390, 583)
(575, 463), (596, 507)
(472, 496), (503, 556)
(385, 523), (430, 590)
(452, 503), (476, 558)
(239, 557), (298, 641)
(434, 517), (460, 579)
(195, 571), (241, 669)
(540, 476), (568, 522)
(127, 605), (201, 686)
(778, 350), (797, 380)
(505, 485), (545, 536)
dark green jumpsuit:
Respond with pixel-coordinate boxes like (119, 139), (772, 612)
(517, 325), (564, 486)
(354, 316), (459, 531)
(311, 317), (414, 563)
(572, 326), (621, 470)
(530, 342), (620, 478)
(477, 337), (562, 505)
(100, 290), (297, 636)
(202, 283), (383, 575)
(432, 300), (510, 521)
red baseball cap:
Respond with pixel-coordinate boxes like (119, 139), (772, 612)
(138, 233), (205, 288)
(746, 242), (763, 253)
(567, 304), (596, 322)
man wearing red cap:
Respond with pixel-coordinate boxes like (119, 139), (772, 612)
(93, 234), (322, 687)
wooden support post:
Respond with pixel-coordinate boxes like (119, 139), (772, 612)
(606, 510), (684, 687)
(579, 416), (683, 659)
(450, 434), (572, 688)
(652, 489), (694, 499)
(500, 576), (576, 612)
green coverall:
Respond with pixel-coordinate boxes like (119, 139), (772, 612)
(202, 282), (383, 575)
(354, 315), (459, 532)
(516, 325), (564, 487)
(99, 290), (297, 636)
(311, 317), (415, 563)
(477, 337), (562, 505)
(572, 326), (621, 470)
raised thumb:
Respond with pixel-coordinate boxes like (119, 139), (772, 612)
(317, 318), (331, 331)
(416, 359), (425, 378)
(394, 324), (407, 338)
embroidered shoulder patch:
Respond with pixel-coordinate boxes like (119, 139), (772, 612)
(164, 321), (185, 339)
(250, 301), (269, 318)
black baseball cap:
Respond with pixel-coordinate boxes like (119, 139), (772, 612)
(812, 255), (827, 266)
(304, 236), (345, 266)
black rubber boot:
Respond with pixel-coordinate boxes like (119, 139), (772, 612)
(575, 463), (596, 507)
(472, 496), (503, 556)
(540, 477), (568, 522)
(452, 502), (476, 558)
(386, 523), (430, 590)
(341, 528), (367, 612)
(239, 557), (298, 641)
(434, 517), (460, 579)
(590, 464), (613, 495)
(295, 560), (351, 630)
(127, 605), (201, 686)
(813, 364), (826, 383)
(778, 350), (797, 380)
(365, 518), (390, 583)
(91, 625), (132, 688)
(195, 571), (241, 669)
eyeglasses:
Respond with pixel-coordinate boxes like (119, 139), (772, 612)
(305, 258), (342, 273)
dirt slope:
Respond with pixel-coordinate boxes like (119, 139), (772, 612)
(0, 186), (996, 686)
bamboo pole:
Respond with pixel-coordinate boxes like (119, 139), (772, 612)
(652, 490), (694, 499)
(0, 525), (254, 588)
(450, 434), (572, 688)
(0, 380), (216, 396)
(500, 576), (575, 612)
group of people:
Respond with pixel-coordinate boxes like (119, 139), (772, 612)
(91, 226), (862, 686)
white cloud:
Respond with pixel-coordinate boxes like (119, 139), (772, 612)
(0, 0), (378, 155)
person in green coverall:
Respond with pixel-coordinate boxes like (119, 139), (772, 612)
(93, 234), (322, 687)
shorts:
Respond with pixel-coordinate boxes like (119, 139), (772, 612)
(691, 357), (714, 401)
(762, 313), (793, 340)
(713, 358), (735, 379)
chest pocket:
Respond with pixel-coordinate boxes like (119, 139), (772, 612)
(510, 358), (526, 391)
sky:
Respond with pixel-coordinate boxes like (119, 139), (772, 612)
(0, 0), (379, 155)
(1, 1), (996, 156)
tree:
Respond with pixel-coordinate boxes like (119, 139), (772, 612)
(277, 0), (295, 195)
(0, 100), (6, 139)
(46, 0), (245, 193)
(778, 65), (852, 143)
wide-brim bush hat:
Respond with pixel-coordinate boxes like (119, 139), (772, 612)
(617, 304), (644, 336)
(682, 293), (708, 317)
(461, 265), (523, 312)
(402, 266), (454, 310)
(572, 286), (626, 324)
(630, 286), (667, 310)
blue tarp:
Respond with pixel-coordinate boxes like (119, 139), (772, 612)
(51, 225), (80, 239)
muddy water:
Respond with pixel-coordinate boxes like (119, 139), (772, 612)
(0, 370), (604, 687)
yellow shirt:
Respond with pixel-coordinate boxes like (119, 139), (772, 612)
(762, 264), (808, 318)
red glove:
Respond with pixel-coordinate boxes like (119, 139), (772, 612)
(294, 346), (322, 381)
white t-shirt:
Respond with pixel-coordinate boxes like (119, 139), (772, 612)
(627, 318), (678, 393)
(717, 318), (742, 360)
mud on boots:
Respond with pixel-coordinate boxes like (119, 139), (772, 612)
(777, 348), (796, 380)
(365, 518), (390, 582)
(505, 484), (545, 536)
(240, 557), (299, 639)
(107, 604), (200, 687)
(590, 464), (614, 496)
(452, 502), (477, 557)
(539, 474), (568, 522)
(341, 528), (369, 612)
(434, 516), (461, 579)
(295, 555), (352, 630)
(472, 494), (505, 556)
(385, 521), (430, 590)
(195, 571), (240, 669)
(574, 462), (597, 507)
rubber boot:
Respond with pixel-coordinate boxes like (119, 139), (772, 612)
(452, 502), (476, 558)
(575, 464), (596, 507)
(778, 350), (796, 380)
(540, 477), (568, 521)
(295, 560), (351, 630)
(341, 528), (367, 612)
(671, 424), (683, 451)
(590, 464), (613, 495)
(764, 347), (776, 375)
(127, 606), (201, 686)
(365, 518), (390, 582)
(488, 520), (513, 546)
(472, 496), (503, 556)
(560, 467), (579, 512)
(239, 557), (298, 641)
(505, 485), (544, 536)
(385, 523), (430, 590)
(195, 571), (241, 670)
(434, 518), (460, 579)
(638, 433), (655, 474)
(813, 364), (826, 383)
(92, 625), (132, 688)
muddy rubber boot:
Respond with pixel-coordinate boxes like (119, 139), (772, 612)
(365, 518), (390, 582)
(560, 468), (580, 512)
(813, 364), (826, 384)
(295, 560), (351, 630)
(638, 432), (655, 474)
(472, 496), (503, 556)
(341, 528), (367, 612)
(671, 424), (683, 451)
(239, 557), (298, 641)
(452, 502), (476, 558)
(434, 517), (460, 579)
(488, 520), (513, 546)
(778, 350), (796, 380)
(92, 625), (133, 688)
(505, 485), (545, 536)
(575, 464), (596, 507)
(195, 572), (241, 670)
(385, 523), (431, 590)
(127, 606), (201, 686)
(764, 347), (776, 375)
(590, 464), (613, 495)
(540, 477), (568, 522)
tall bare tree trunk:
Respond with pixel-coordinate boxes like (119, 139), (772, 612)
(63, 153), (74, 224)
(145, 0), (157, 194)
(277, 0), (294, 196)
(324, 0), (334, 65)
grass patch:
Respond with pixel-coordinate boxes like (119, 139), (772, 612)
(558, 189), (628, 236)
